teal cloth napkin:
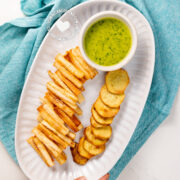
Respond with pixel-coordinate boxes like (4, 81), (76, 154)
(0, 0), (179, 179)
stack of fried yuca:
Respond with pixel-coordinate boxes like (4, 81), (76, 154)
(27, 47), (98, 167)
(71, 69), (129, 165)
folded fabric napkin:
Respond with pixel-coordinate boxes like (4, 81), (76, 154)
(0, 0), (179, 179)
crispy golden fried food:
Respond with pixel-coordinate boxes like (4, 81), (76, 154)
(90, 116), (105, 128)
(48, 70), (73, 94)
(28, 46), (99, 167)
(37, 124), (68, 149)
(40, 98), (64, 124)
(106, 69), (129, 94)
(37, 105), (69, 135)
(37, 113), (43, 122)
(84, 126), (107, 146)
(54, 61), (83, 89)
(53, 151), (67, 165)
(45, 92), (74, 117)
(67, 131), (76, 140)
(91, 108), (113, 125)
(47, 81), (78, 104)
(55, 70), (83, 95)
(78, 137), (93, 159)
(27, 136), (54, 167)
(41, 121), (75, 148)
(71, 47), (98, 79)
(55, 107), (81, 132)
(100, 85), (125, 108)
(94, 97), (119, 118)
(71, 143), (88, 165)
(91, 126), (112, 140)
(68, 50), (91, 80)
(55, 71), (84, 103)
(55, 53), (84, 79)
(32, 128), (62, 157)
(83, 138), (105, 156)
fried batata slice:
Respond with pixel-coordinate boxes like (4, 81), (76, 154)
(90, 116), (105, 128)
(84, 126), (107, 146)
(100, 85), (125, 108)
(91, 108), (113, 125)
(91, 126), (112, 140)
(71, 143), (88, 165)
(78, 137), (93, 159)
(83, 138), (105, 156)
(94, 97), (119, 118)
(106, 69), (129, 94)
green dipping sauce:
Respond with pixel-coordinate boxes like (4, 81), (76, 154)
(84, 18), (132, 66)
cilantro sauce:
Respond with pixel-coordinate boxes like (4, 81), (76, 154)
(84, 18), (132, 66)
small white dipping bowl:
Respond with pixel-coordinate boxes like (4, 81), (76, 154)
(79, 11), (137, 71)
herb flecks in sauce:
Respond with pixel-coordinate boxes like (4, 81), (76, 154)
(84, 18), (132, 66)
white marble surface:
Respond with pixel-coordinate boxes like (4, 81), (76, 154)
(0, 1), (180, 180)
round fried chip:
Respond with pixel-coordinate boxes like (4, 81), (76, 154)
(84, 126), (107, 146)
(71, 143), (88, 165)
(100, 85), (125, 108)
(94, 97), (119, 118)
(106, 69), (129, 94)
(91, 108), (113, 125)
(91, 126), (112, 140)
(83, 138), (105, 156)
(78, 137), (93, 159)
(90, 116), (105, 128)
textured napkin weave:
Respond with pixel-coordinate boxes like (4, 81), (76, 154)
(0, 0), (179, 179)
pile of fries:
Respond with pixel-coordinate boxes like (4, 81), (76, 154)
(27, 47), (98, 167)
(71, 69), (129, 165)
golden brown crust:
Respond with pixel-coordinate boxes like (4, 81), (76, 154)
(78, 137), (93, 159)
(100, 85), (125, 108)
(91, 107), (113, 125)
(91, 126), (112, 140)
(106, 69), (130, 94)
(94, 97), (119, 118)
(84, 126), (107, 146)
(83, 138), (105, 156)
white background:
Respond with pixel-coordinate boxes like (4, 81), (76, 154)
(0, 1), (180, 180)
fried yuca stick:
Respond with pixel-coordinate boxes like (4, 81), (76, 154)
(27, 136), (54, 167)
(55, 70), (85, 104)
(75, 46), (98, 75)
(37, 113), (43, 122)
(37, 124), (68, 149)
(48, 70), (74, 95)
(58, 97), (82, 116)
(74, 105), (83, 116)
(45, 92), (74, 117)
(55, 107), (80, 132)
(77, 93), (85, 104)
(72, 47), (98, 79)
(67, 51), (91, 80)
(55, 70), (83, 95)
(37, 105), (69, 136)
(32, 128), (62, 158)
(41, 120), (75, 148)
(71, 115), (83, 130)
(54, 61), (83, 89)
(40, 97), (65, 125)
(60, 96), (78, 110)
(55, 151), (67, 165)
(49, 70), (84, 104)
(33, 136), (55, 167)
(67, 131), (76, 140)
(47, 81), (78, 104)
(55, 53), (84, 79)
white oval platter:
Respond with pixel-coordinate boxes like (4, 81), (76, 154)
(15, 1), (155, 180)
